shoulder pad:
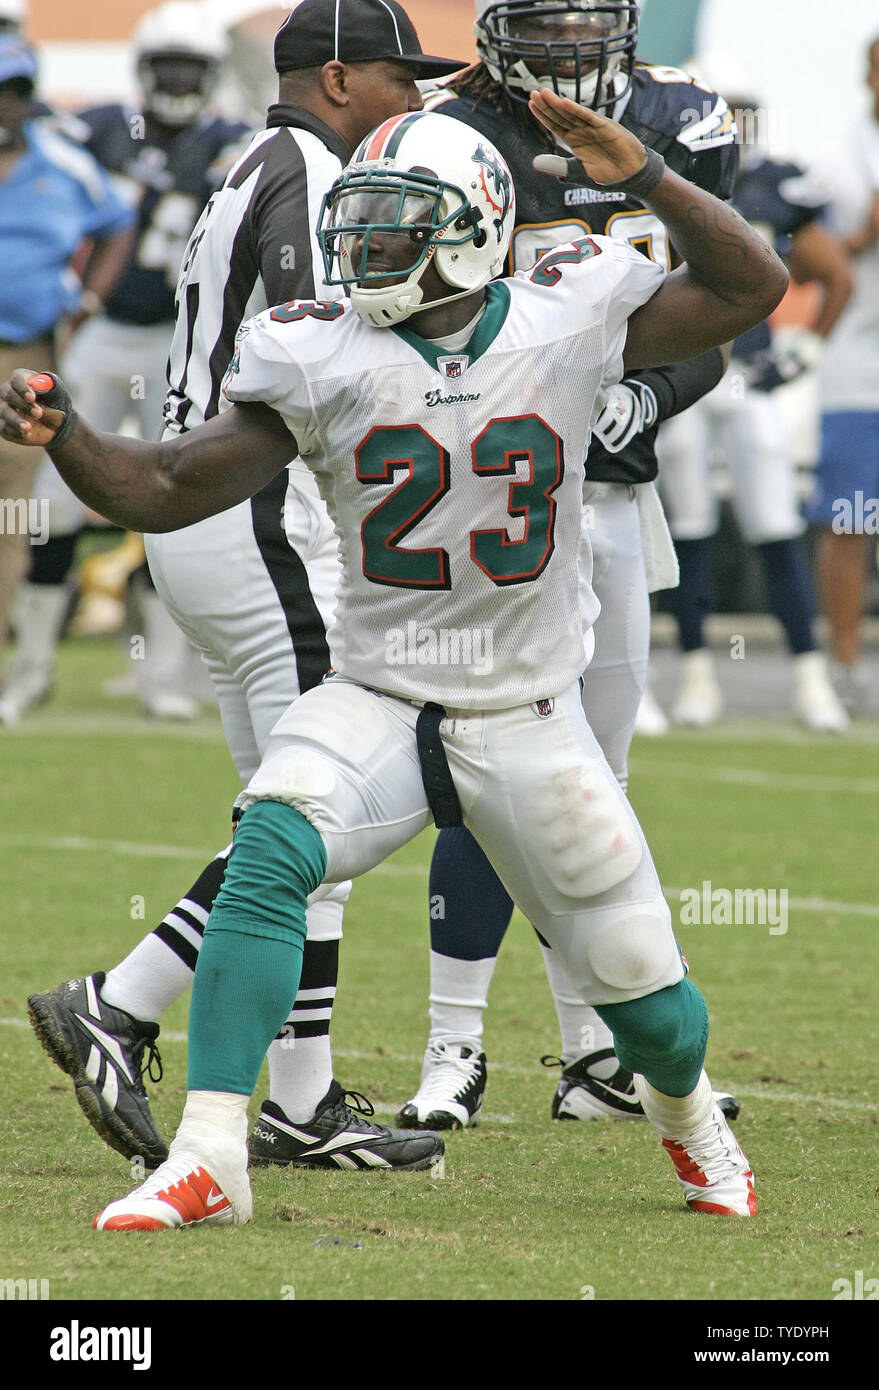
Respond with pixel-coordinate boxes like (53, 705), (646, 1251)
(628, 65), (734, 153)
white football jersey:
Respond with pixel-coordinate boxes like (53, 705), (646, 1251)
(223, 237), (663, 708)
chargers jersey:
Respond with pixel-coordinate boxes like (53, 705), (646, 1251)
(223, 238), (663, 709)
(428, 63), (737, 483)
(78, 106), (249, 326)
(731, 156), (829, 358)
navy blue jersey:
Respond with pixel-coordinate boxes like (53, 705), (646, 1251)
(732, 157), (827, 358)
(78, 106), (249, 326)
(430, 63), (738, 483)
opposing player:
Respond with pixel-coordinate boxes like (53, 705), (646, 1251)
(25, 0), (462, 1178)
(656, 76), (852, 731)
(400, 0), (741, 1129)
(3, 97), (788, 1226)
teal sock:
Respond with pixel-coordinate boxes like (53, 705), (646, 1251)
(597, 979), (709, 1097)
(187, 801), (326, 1094)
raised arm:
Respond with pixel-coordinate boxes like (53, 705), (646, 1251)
(0, 371), (297, 533)
(528, 90), (789, 370)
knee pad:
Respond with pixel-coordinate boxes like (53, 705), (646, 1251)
(587, 903), (678, 993)
(598, 978), (708, 1092)
(213, 800), (327, 945)
(532, 763), (643, 899)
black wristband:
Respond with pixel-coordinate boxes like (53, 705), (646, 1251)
(532, 146), (666, 198)
(599, 147), (666, 198)
(27, 372), (79, 452)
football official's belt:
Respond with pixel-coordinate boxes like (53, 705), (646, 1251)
(415, 703), (464, 828)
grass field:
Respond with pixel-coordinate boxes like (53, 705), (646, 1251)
(1, 637), (877, 1306)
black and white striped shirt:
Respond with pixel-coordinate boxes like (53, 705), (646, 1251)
(164, 105), (351, 437)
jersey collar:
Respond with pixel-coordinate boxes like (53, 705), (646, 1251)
(265, 104), (351, 164)
(391, 281), (511, 373)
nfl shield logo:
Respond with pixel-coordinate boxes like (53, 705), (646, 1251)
(438, 355), (468, 379)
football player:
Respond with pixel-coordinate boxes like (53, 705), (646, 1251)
(656, 68), (852, 732)
(398, 0), (741, 1130)
(2, 98), (788, 1227)
(0, 2), (250, 726)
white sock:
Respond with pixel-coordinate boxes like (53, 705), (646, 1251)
(538, 944), (616, 1073)
(170, 1091), (250, 1207)
(266, 1033), (333, 1122)
(428, 950), (497, 1048)
(634, 1070), (714, 1138)
(102, 934), (194, 1022)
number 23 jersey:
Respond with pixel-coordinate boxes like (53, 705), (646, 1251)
(224, 238), (663, 709)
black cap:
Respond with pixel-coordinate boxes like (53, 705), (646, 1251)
(274, 0), (466, 78)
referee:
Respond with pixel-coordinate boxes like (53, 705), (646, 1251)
(28, 0), (465, 1172)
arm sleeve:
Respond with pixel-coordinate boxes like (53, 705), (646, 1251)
(628, 348), (726, 423)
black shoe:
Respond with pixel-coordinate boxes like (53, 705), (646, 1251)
(28, 971), (168, 1168)
(542, 1052), (741, 1122)
(543, 1051), (644, 1120)
(395, 1039), (487, 1130)
(249, 1081), (445, 1171)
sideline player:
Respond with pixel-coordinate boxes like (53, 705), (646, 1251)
(25, 0), (463, 1177)
(806, 33), (879, 714)
(399, 0), (740, 1129)
(2, 97), (788, 1226)
(657, 77), (852, 732)
(1, 2), (249, 725)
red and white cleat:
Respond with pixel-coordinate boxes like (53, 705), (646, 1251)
(94, 1153), (251, 1231)
(661, 1104), (757, 1216)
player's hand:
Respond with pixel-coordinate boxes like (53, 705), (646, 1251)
(592, 380), (659, 452)
(0, 370), (71, 447)
(528, 88), (648, 186)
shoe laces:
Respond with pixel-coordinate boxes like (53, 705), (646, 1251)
(329, 1089), (377, 1130)
(131, 1034), (164, 1088)
(417, 1040), (481, 1103)
(129, 1153), (205, 1200)
(669, 1110), (744, 1185)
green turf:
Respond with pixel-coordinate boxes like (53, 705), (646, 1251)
(1, 638), (877, 1301)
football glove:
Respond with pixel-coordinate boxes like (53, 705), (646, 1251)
(747, 331), (824, 393)
(592, 380), (659, 454)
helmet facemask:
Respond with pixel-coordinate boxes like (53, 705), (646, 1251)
(137, 53), (219, 126)
(319, 167), (492, 327)
(476, 1), (639, 112)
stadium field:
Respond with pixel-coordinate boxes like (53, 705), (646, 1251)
(1, 637), (877, 1308)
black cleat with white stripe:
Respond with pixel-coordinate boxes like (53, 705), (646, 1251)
(249, 1081), (445, 1171)
(27, 972), (168, 1168)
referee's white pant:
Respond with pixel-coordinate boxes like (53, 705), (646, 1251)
(145, 461), (351, 935)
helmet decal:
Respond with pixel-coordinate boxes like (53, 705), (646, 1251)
(473, 144), (513, 244)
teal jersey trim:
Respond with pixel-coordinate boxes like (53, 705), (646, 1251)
(392, 280), (511, 373)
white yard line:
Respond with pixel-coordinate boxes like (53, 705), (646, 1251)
(635, 763), (879, 795)
(6, 835), (877, 918)
(2, 1017), (874, 1115)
